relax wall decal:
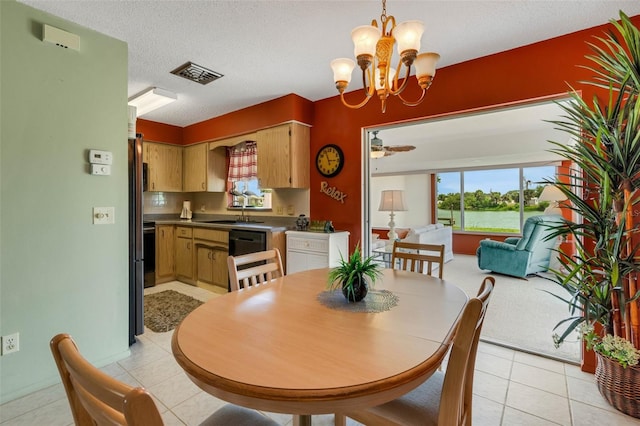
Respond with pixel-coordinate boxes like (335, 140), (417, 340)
(320, 181), (347, 203)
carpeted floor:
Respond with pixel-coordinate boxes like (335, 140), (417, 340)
(144, 290), (204, 333)
(443, 254), (581, 363)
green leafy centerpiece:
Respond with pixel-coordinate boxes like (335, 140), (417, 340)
(328, 244), (382, 302)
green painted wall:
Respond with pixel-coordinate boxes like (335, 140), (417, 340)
(0, 1), (130, 402)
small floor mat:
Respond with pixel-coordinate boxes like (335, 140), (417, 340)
(144, 290), (203, 333)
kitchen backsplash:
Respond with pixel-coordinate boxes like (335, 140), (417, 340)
(143, 189), (309, 218)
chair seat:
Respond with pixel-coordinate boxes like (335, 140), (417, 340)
(349, 371), (444, 425)
(200, 404), (279, 426)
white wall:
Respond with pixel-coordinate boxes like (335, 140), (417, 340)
(1, 1), (129, 402)
(370, 174), (432, 229)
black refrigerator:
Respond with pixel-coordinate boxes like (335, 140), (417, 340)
(128, 134), (144, 344)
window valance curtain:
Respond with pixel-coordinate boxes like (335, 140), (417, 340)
(227, 142), (257, 182)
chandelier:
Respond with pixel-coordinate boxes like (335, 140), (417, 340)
(330, 0), (440, 113)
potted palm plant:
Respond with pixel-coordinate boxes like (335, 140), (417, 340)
(328, 244), (382, 302)
(545, 11), (640, 418)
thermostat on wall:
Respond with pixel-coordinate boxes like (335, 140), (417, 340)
(89, 150), (113, 165)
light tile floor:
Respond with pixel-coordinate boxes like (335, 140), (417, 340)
(2, 281), (640, 426)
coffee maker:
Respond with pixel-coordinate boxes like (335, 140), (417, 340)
(180, 201), (192, 221)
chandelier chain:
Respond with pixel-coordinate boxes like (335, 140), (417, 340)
(380, 0), (388, 26)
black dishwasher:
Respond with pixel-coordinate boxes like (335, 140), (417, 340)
(229, 229), (267, 258)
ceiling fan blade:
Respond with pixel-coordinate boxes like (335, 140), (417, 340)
(384, 145), (416, 152)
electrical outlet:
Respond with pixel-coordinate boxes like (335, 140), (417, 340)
(2, 333), (19, 355)
(276, 205), (283, 215)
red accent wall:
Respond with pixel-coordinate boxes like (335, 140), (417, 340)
(183, 94), (314, 144)
(136, 119), (183, 144)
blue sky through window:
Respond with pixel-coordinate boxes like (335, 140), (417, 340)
(438, 165), (556, 194)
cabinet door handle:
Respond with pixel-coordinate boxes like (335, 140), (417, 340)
(187, 242), (191, 249)
(208, 251), (212, 260)
(161, 229), (164, 237)
(201, 182), (205, 189)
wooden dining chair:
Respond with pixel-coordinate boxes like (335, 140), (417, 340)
(391, 241), (446, 279)
(50, 333), (278, 426)
(335, 276), (495, 426)
(227, 248), (284, 291)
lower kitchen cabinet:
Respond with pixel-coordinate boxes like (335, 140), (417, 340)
(285, 231), (350, 274)
(196, 245), (214, 284)
(194, 228), (229, 290)
(175, 226), (194, 283)
(196, 245), (228, 288)
(156, 225), (175, 283)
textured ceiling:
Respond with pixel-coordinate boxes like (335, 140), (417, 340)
(18, 0), (640, 127)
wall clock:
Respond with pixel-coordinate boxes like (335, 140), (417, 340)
(315, 144), (344, 178)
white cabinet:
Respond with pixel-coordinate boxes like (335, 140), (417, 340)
(285, 231), (349, 274)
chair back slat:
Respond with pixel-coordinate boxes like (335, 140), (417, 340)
(391, 241), (445, 278)
(228, 248), (284, 291)
(50, 333), (163, 426)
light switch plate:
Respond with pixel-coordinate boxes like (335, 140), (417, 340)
(93, 207), (115, 224)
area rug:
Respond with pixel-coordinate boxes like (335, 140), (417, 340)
(144, 290), (203, 333)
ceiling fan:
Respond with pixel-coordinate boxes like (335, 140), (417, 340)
(370, 131), (416, 158)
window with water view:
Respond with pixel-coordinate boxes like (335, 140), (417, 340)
(437, 165), (556, 233)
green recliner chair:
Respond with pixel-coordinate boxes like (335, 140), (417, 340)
(476, 215), (563, 278)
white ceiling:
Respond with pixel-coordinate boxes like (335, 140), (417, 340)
(18, 0), (640, 128)
(368, 98), (574, 174)
(18, 1), (640, 174)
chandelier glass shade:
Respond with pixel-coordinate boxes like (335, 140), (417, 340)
(330, 0), (440, 113)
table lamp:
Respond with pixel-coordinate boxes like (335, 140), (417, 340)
(538, 185), (567, 215)
(379, 190), (407, 240)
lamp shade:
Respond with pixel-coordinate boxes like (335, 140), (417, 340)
(330, 58), (356, 83)
(538, 185), (567, 202)
(379, 190), (407, 212)
(392, 20), (424, 55)
(128, 87), (177, 117)
(370, 150), (385, 159)
(351, 25), (381, 58)
(415, 52), (440, 78)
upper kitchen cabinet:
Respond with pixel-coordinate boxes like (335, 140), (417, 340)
(183, 143), (226, 192)
(257, 122), (310, 189)
(144, 142), (183, 192)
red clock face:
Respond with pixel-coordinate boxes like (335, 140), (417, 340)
(316, 144), (344, 177)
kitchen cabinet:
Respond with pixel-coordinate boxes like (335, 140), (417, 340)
(257, 122), (310, 189)
(156, 225), (175, 283)
(285, 231), (349, 274)
(144, 142), (183, 192)
(183, 144), (227, 192)
(175, 226), (194, 283)
(194, 228), (229, 289)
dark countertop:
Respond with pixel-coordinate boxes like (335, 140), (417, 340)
(146, 215), (293, 233)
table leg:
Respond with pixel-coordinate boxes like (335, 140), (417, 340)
(293, 414), (312, 426)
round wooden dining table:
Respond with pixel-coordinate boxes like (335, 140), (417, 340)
(172, 268), (468, 425)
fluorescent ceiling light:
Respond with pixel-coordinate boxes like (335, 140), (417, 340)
(128, 87), (177, 117)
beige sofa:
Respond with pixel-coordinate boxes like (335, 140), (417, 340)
(371, 224), (454, 263)
(402, 224), (454, 262)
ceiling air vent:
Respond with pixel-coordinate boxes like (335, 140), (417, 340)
(170, 62), (223, 85)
